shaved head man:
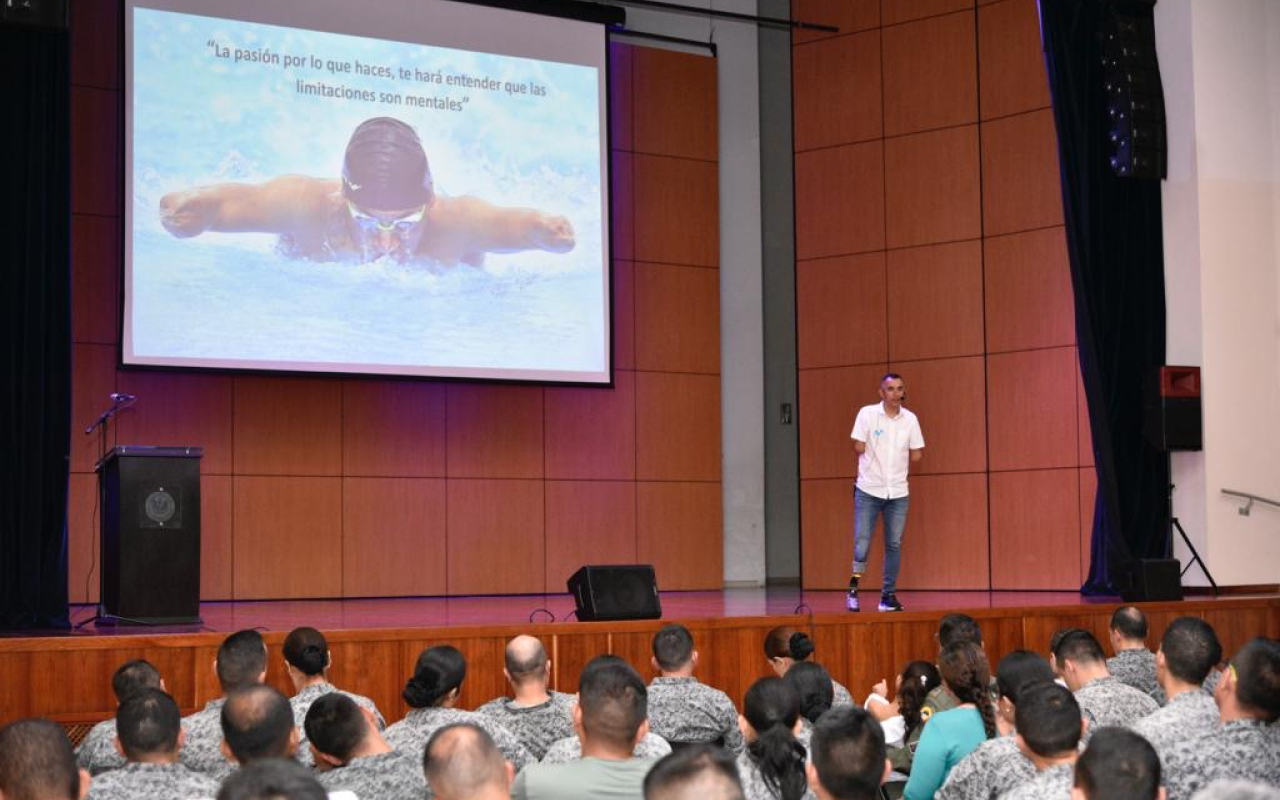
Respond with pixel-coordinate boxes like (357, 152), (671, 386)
(477, 635), (576, 760)
(425, 723), (514, 800)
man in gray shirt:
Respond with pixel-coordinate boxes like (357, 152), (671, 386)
(1107, 606), (1161, 700)
(0, 719), (88, 800)
(1054, 630), (1158, 731)
(181, 629), (269, 780)
(477, 635), (576, 760)
(1132, 617), (1223, 761)
(307, 693), (426, 800)
(997, 684), (1082, 800)
(85, 689), (218, 800)
(647, 625), (744, 754)
(220, 684), (300, 770)
(425, 723), (515, 800)
(77, 659), (165, 777)
(512, 656), (656, 800)
(644, 745), (744, 800)
(806, 706), (889, 800)
(1071, 727), (1163, 800)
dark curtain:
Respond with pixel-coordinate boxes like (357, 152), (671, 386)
(0, 23), (72, 630)
(1039, 0), (1170, 594)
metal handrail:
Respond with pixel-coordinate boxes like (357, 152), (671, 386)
(1221, 489), (1280, 517)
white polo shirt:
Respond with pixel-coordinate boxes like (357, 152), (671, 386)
(850, 402), (924, 499)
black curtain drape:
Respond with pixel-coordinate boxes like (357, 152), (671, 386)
(0, 23), (72, 630)
(1039, 0), (1170, 594)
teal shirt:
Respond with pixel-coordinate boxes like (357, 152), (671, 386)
(903, 707), (989, 800)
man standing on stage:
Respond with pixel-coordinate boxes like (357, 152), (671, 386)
(847, 373), (924, 613)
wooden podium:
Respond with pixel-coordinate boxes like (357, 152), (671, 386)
(96, 446), (203, 624)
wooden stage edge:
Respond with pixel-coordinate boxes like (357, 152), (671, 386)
(1, 593), (1277, 730)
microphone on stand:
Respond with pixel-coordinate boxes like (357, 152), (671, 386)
(110, 392), (137, 404)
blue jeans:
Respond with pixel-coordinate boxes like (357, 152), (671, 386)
(852, 487), (910, 595)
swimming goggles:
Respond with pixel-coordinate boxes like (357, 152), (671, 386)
(347, 201), (427, 233)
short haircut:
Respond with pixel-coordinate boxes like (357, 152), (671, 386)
(938, 614), (983, 648)
(424, 723), (509, 800)
(644, 744), (745, 800)
(217, 630), (268, 693)
(217, 758), (327, 800)
(1074, 727), (1161, 800)
(404, 645), (466, 708)
(1053, 629), (1106, 667)
(996, 650), (1056, 705)
(1049, 627), (1088, 655)
(784, 661), (834, 724)
(652, 624), (695, 671)
(809, 706), (886, 800)
(578, 655), (648, 749)
(221, 684), (296, 764)
(0, 719), (81, 800)
(282, 627), (328, 677)
(1160, 617), (1223, 685)
(1110, 606), (1148, 641)
(303, 693), (366, 763)
(116, 688), (181, 759)
(111, 660), (163, 704)
(1015, 683), (1081, 756)
(880, 373), (902, 385)
(504, 637), (548, 682)
(1232, 637), (1280, 722)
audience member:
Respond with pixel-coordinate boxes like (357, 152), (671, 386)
(305, 693), (425, 800)
(1162, 638), (1280, 800)
(1071, 727), (1163, 800)
(920, 615), (986, 721)
(84, 689), (216, 800)
(936, 650), (1056, 800)
(217, 759), (326, 800)
(783, 663), (835, 729)
(477, 636), (576, 760)
(1107, 606), (1161, 700)
(806, 707), (889, 800)
(511, 656), (656, 800)
(865, 660), (940, 777)
(644, 745), (745, 800)
(1047, 628), (1088, 682)
(220, 685), (298, 768)
(647, 624), (744, 753)
(734, 678), (811, 800)
(998, 683), (1083, 800)
(424, 723), (514, 800)
(182, 630), (269, 779)
(763, 628), (854, 708)
(0, 718), (89, 800)
(282, 627), (385, 766)
(1132, 617), (1223, 762)
(76, 660), (164, 777)
(383, 645), (532, 770)
(903, 642), (996, 800)
(1053, 629), (1158, 731)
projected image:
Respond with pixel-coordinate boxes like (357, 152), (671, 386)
(126, 4), (609, 382)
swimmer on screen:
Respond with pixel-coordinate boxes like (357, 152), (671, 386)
(158, 116), (576, 267)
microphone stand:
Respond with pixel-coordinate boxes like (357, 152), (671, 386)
(75, 396), (136, 630)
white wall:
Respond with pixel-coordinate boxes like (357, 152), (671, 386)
(1158, 0), (1280, 586)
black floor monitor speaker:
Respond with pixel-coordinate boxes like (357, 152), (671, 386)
(1119, 558), (1183, 602)
(98, 446), (204, 624)
(568, 564), (661, 621)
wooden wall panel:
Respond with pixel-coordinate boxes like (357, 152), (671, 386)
(637, 482), (724, 590)
(882, 11), (977, 135)
(797, 254), (888, 370)
(886, 241), (985, 361)
(795, 142), (886, 259)
(70, 87), (119, 216)
(70, 0), (120, 90)
(116, 372), (235, 474)
(544, 371), (636, 481)
(977, 0), (1052, 119)
(447, 479), (545, 595)
(635, 373), (721, 482)
(613, 260), (636, 371)
(987, 347), (1079, 471)
(71, 215), (119, 345)
(989, 469), (1082, 589)
(798, 364), (888, 480)
(445, 385), (544, 480)
(1079, 468), (1097, 583)
(609, 43), (633, 153)
(882, 0), (973, 27)
(233, 378), (343, 476)
(793, 31), (883, 151)
(71, 343), (118, 473)
(544, 480), (637, 589)
(632, 155), (719, 267)
(884, 126), (981, 248)
(67, 473), (100, 605)
(801, 478), (858, 590)
(232, 476), (343, 598)
(201, 475), (234, 600)
(792, 0), (880, 44)
(342, 478), (447, 598)
(984, 227), (1075, 353)
(632, 48), (717, 161)
(981, 109), (1064, 235)
(611, 153), (635, 263)
(342, 381), (446, 478)
(634, 263), (720, 374)
(896, 473), (990, 590)
(889, 356), (987, 476)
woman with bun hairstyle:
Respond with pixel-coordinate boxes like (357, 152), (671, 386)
(903, 642), (997, 800)
(736, 677), (815, 800)
(762, 626), (854, 708)
(382, 645), (533, 770)
(283, 626), (386, 765)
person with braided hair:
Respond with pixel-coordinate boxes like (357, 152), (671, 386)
(902, 643), (995, 800)
(763, 628), (855, 709)
(735, 678), (814, 800)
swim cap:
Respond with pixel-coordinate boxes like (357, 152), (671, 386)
(342, 117), (435, 210)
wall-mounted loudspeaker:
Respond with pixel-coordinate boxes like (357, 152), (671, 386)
(568, 564), (661, 622)
(1101, 0), (1167, 179)
(1144, 366), (1202, 451)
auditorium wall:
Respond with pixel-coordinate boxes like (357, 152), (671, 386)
(791, 0), (1096, 590)
(66, 0), (724, 601)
